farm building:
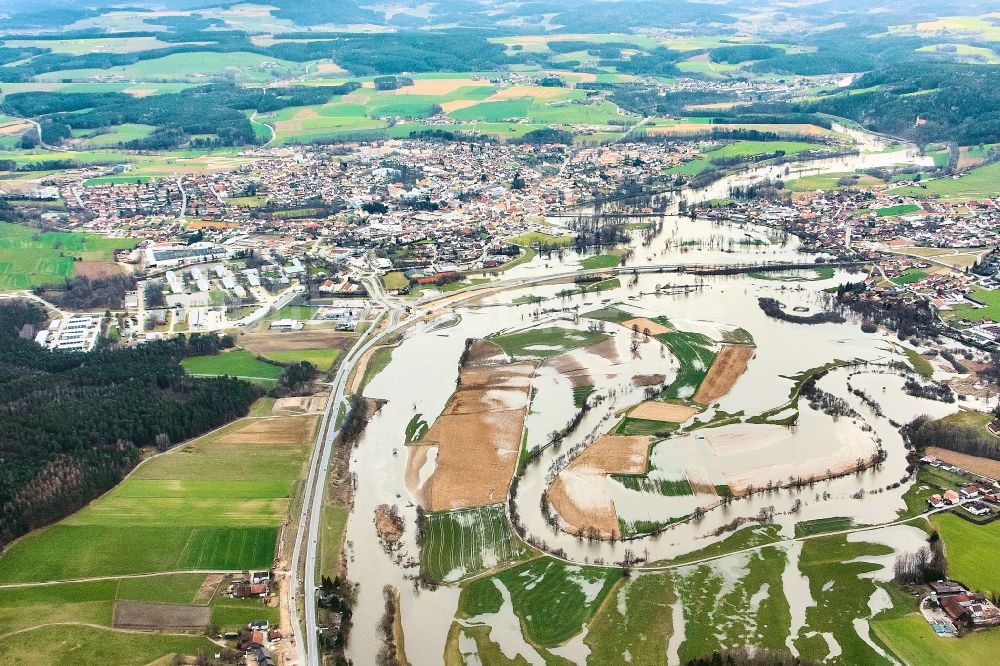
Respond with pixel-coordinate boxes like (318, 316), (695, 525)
(940, 593), (1000, 627)
(231, 582), (268, 599)
(270, 319), (303, 331)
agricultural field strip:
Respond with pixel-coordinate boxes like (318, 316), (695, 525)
(423, 504), (519, 582)
(0, 569), (245, 589)
(458, 501), (969, 583)
(0, 411), (311, 583)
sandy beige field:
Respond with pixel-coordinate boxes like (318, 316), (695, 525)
(694, 344), (755, 405)
(0, 120), (31, 136)
(547, 435), (650, 540)
(629, 401), (698, 423)
(414, 352), (537, 511)
(217, 415), (317, 445)
(491, 85), (567, 100)
(723, 423), (875, 496)
(74, 261), (124, 279)
(419, 408), (526, 510)
(272, 396), (327, 415)
(545, 353), (595, 388)
(927, 447), (1000, 480)
(632, 373), (666, 387)
(587, 337), (622, 363)
(464, 339), (509, 367)
(241, 329), (355, 353)
(316, 61), (347, 74)
(440, 99), (478, 113)
(621, 317), (672, 335)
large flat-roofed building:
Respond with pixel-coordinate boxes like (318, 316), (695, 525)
(270, 318), (303, 331)
(143, 244), (227, 269)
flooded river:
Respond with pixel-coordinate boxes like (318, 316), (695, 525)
(341, 134), (949, 664)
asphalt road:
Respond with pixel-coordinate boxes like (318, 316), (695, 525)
(289, 276), (405, 666)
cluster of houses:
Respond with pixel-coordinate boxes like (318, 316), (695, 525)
(704, 188), (1000, 342)
(242, 619), (282, 666)
(921, 455), (998, 518)
(71, 178), (184, 221)
(227, 570), (272, 599)
(39, 138), (709, 279)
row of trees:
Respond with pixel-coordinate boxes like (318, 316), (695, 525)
(903, 415), (1000, 462)
(38, 274), (136, 310)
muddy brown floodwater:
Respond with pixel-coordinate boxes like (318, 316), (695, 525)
(340, 136), (948, 665)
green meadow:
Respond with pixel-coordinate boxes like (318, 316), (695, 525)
(876, 203), (921, 216)
(655, 329), (717, 401)
(873, 612), (1000, 666)
(0, 412), (314, 583)
(420, 504), (525, 584)
(930, 511), (1000, 596)
(72, 123), (156, 147)
(893, 161), (1000, 199)
(181, 349), (285, 381)
(459, 557), (621, 647)
(37, 51), (305, 83)
(0, 625), (216, 665)
(0, 222), (138, 290)
(489, 326), (608, 359)
(947, 287), (1000, 322)
(259, 347), (341, 370)
(0, 572), (276, 661)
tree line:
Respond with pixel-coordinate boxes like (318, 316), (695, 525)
(2, 82), (360, 148)
(903, 415), (1000, 462)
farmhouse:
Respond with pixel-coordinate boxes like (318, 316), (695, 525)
(960, 483), (982, 499)
(231, 582), (269, 599)
(943, 489), (961, 504)
(940, 593), (1000, 627)
(252, 646), (276, 666)
(963, 501), (991, 517)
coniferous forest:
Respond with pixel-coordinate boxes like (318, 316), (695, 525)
(0, 301), (261, 547)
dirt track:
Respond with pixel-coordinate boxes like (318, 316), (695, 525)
(694, 344), (755, 405)
(547, 435), (650, 540)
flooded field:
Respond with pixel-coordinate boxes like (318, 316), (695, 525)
(339, 141), (956, 664)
